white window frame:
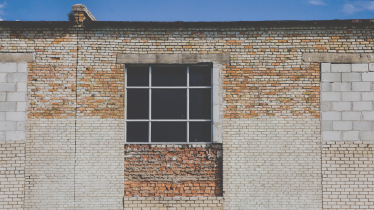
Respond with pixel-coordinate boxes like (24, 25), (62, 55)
(125, 64), (213, 144)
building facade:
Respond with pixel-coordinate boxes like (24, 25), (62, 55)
(0, 4), (374, 210)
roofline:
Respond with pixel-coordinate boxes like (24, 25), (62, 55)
(0, 19), (373, 28)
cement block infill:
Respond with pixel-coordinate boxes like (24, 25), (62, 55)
(362, 72), (374, 81)
(342, 92), (361, 101)
(352, 63), (369, 72)
(342, 112), (361, 121)
(0, 102), (17, 111)
(342, 73), (361, 82)
(7, 73), (27, 83)
(322, 73), (341, 82)
(321, 63), (331, 73)
(331, 64), (351, 72)
(7, 92), (26, 102)
(352, 82), (371, 91)
(0, 63), (17, 73)
(0, 83), (16, 92)
(331, 82), (351, 91)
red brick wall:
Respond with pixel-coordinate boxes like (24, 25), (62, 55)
(124, 145), (222, 197)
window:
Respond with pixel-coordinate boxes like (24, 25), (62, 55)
(125, 64), (212, 144)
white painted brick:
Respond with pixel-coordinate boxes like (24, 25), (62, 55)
(353, 102), (372, 111)
(352, 82), (371, 91)
(332, 102), (351, 111)
(353, 121), (372, 131)
(0, 121), (16, 131)
(17, 63), (27, 73)
(321, 63), (331, 73)
(331, 82), (351, 91)
(0, 83), (16, 92)
(5, 112), (26, 121)
(0, 63), (17, 73)
(342, 131), (359, 140)
(333, 121), (352, 130)
(342, 112), (361, 120)
(0, 102), (16, 111)
(360, 131), (374, 140)
(7, 92), (26, 102)
(7, 73), (27, 83)
(321, 82), (331, 92)
(322, 131), (341, 141)
(322, 73), (341, 82)
(16, 102), (26, 112)
(362, 112), (374, 120)
(342, 73), (361, 81)
(362, 92), (374, 101)
(369, 63), (374, 72)
(322, 112), (341, 121)
(321, 102), (331, 111)
(5, 131), (25, 140)
(362, 72), (374, 81)
(321, 92), (341, 101)
(352, 63), (368, 72)
(0, 73), (6, 82)
(342, 92), (361, 101)
(331, 64), (351, 72)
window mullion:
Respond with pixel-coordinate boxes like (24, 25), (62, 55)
(187, 66), (189, 144)
(149, 65), (152, 144)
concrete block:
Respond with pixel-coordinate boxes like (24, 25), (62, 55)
(353, 102), (372, 111)
(322, 112), (341, 121)
(333, 121), (352, 130)
(362, 92), (374, 101)
(321, 82), (331, 92)
(7, 92), (26, 101)
(0, 102), (16, 111)
(322, 131), (341, 141)
(6, 112), (26, 121)
(321, 102), (331, 111)
(342, 112), (361, 120)
(16, 82), (27, 91)
(342, 92), (361, 101)
(0, 83), (16, 92)
(16, 121), (25, 131)
(370, 63), (374, 71)
(321, 121), (332, 131)
(353, 121), (372, 131)
(352, 63), (368, 72)
(331, 82), (351, 91)
(5, 131), (25, 140)
(0, 73), (6, 82)
(321, 73), (341, 82)
(7, 73), (27, 82)
(342, 73), (361, 82)
(0, 121), (16, 130)
(332, 102), (351, 111)
(361, 131), (374, 140)
(16, 102), (26, 112)
(352, 82), (371, 91)
(0, 92), (5, 101)
(0, 112), (4, 120)
(321, 92), (341, 101)
(363, 112), (374, 120)
(0, 63), (17, 73)
(0, 131), (4, 140)
(17, 63), (27, 72)
(321, 63), (331, 73)
(362, 72), (374, 81)
(331, 64), (351, 72)
(343, 131), (359, 140)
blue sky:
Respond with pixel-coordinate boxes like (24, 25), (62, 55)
(0, 0), (374, 21)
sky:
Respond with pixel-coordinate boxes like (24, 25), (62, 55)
(0, 0), (374, 22)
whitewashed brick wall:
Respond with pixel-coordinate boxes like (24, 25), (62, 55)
(223, 117), (322, 210)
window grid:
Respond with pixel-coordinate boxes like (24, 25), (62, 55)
(125, 65), (213, 144)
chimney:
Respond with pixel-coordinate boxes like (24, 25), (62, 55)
(72, 4), (97, 23)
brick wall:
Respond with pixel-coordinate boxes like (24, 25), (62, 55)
(124, 144), (222, 197)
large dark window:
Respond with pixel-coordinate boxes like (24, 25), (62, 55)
(125, 65), (212, 143)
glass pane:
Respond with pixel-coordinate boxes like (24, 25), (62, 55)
(151, 122), (186, 142)
(152, 89), (186, 119)
(189, 89), (211, 119)
(152, 66), (187, 86)
(127, 66), (149, 86)
(127, 122), (149, 143)
(189, 122), (211, 143)
(189, 66), (211, 86)
(127, 89), (149, 119)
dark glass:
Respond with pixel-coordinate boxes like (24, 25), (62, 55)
(127, 122), (148, 142)
(127, 89), (149, 119)
(189, 122), (211, 142)
(152, 66), (187, 86)
(127, 66), (149, 86)
(189, 89), (211, 119)
(152, 89), (186, 119)
(189, 66), (211, 86)
(152, 122), (186, 142)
